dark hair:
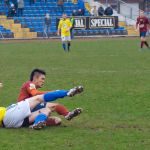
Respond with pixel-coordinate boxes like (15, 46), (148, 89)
(30, 69), (46, 81)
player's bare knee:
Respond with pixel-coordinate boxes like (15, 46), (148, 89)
(40, 108), (51, 116)
(46, 103), (59, 109)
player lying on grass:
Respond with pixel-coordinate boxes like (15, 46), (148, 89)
(136, 10), (150, 50)
(57, 13), (72, 52)
(0, 85), (83, 129)
(18, 69), (83, 126)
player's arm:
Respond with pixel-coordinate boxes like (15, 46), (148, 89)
(135, 18), (139, 31)
(26, 83), (51, 96)
(27, 88), (51, 96)
(66, 20), (72, 32)
(147, 18), (150, 30)
(57, 20), (61, 36)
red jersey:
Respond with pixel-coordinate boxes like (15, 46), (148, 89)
(17, 81), (46, 102)
(136, 16), (149, 32)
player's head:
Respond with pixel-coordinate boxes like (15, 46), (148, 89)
(139, 10), (144, 17)
(62, 13), (67, 20)
(30, 69), (46, 88)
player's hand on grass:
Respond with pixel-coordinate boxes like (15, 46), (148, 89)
(66, 28), (70, 32)
(0, 82), (3, 89)
(57, 31), (60, 36)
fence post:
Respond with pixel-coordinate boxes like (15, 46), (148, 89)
(117, 0), (120, 14)
(106, 0), (108, 7)
(130, 7), (133, 19)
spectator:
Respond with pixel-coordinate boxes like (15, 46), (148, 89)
(57, 0), (64, 12)
(90, 6), (98, 16)
(30, 0), (35, 5)
(98, 5), (104, 16)
(12, 0), (18, 9)
(77, 0), (85, 16)
(104, 5), (113, 16)
(40, 0), (47, 3)
(43, 13), (51, 38)
(72, 10), (78, 16)
(4, 0), (10, 7)
(7, 3), (16, 17)
(17, 0), (24, 17)
(70, 15), (75, 39)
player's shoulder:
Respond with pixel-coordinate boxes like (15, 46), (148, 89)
(23, 81), (36, 89)
(59, 18), (63, 22)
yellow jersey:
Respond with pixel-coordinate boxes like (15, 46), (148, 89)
(0, 107), (6, 127)
(58, 18), (72, 37)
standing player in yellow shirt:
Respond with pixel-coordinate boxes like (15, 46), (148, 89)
(57, 14), (72, 52)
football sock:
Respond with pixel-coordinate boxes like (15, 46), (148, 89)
(62, 43), (66, 51)
(141, 41), (144, 48)
(54, 104), (69, 116)
(43, 90), (68, 102)
(144, 41), (149, 48)
(34, 113), (47, 124)
(67, 42), (71, 51)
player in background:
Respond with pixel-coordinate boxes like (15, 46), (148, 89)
(0, 85), (84, 129)
(57, 13), (72, 52)
(70, 15), (75, 39)
(136, 11), (150, 50)
(18, 69), (83, 126)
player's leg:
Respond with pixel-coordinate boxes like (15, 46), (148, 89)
(27, 86), (84, 110)
(46, 102), (83, 120)
(140, 32), (149, 49)
(61, 36), (67, 51)
(140, 33), (145, 49)
(46, 103), (69, 116)
(143, 35), (150, 49)
(46, 116), (62, 126)
(67, 36), (71, 51)
(29, 107), (51, 129)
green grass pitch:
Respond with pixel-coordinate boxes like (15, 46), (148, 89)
(0, 38), (150, 150)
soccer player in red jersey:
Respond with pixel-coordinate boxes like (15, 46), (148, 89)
(17, 69), (83, 126)
(136, 11), (150, 50)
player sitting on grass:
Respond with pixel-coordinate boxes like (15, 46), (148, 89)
(136, 10), (150, 50)
(0, 84), (84, 129)
(17, 69), (83, 126)
(57, 13), (72, 52)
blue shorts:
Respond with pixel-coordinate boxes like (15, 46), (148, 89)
(31, 103), (47, 112)
(140, 32), (147, 37)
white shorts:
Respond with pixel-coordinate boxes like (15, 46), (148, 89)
(61, 36), (71, 42)
(3, 100), (31, 128)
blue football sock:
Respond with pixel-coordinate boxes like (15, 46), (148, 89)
(43, 90), (68, 102)
(34, 113), (47, 124)
(62, 43), (66, 51)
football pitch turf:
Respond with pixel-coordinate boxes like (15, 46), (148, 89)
(0, 37), (150, 150)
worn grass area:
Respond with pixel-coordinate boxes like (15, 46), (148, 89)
(0, 38), (150, 150)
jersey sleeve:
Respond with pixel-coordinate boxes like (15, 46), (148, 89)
(26, 83), (50, 96)
(146, 18), (149, 24)
(136, 17), (139, 25)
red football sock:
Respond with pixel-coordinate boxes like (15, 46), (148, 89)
(141, 41), (144, 48)
(54, 104), (69, 116)
(144, 41), (149, 48)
